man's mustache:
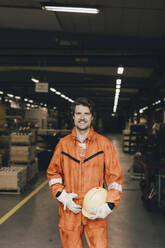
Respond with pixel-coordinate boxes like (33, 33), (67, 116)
(78, 119), (87, 122)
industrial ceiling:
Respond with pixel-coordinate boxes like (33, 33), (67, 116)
(0, 0), (165, 117)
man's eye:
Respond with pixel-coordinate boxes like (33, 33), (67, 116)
(75, 113), (90, 116)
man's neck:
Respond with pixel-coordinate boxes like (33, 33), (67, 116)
(76, 128), (90, 143)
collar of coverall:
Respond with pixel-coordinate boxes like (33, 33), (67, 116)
(71, 126), (94, 142)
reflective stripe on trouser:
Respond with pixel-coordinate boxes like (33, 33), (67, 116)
(59, 206), (108, 248)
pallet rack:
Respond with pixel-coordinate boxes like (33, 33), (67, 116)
(9, 132), (38, 183)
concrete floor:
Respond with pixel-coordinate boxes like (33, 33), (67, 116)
(0, 134), (165, 248)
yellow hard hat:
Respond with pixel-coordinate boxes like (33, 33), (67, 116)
(82, 187), (107, 218)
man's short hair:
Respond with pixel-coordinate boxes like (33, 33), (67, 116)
(71, 97), (95, 116)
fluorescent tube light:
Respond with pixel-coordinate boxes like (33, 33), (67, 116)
(50, 88), (56, 92)
(15, 96), (21, 100)
(56, 91), (61, 95)
(42, 5), (99, 14)
(31, 77), (39, 83)
(116, 89), (120, 94)
(7, 94), (14, 98)
(116, 79), (122, 85)
(117, 67), (124, 74)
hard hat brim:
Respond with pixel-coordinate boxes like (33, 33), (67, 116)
(82, 208), (94, 218)
(82, 187), (107, 218)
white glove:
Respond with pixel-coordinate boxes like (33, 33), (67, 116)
(87, 203), (113, 220)
(57, 190), (81, 214)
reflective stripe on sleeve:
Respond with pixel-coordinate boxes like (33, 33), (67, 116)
(108, 182), (122, 192)
(49, 178), (63, 187)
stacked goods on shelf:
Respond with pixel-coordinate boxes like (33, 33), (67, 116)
(122, 129), (136, 154)
(123, 129), (130, 153)
(123, 125), (146, 154)
(0, 166), (27, 194)
(37, 128), (71, 136)
(9, 132), (38, 182)
(37, 129), (56, 136)
(10, 145), (36, 163)
(10, 131), (36, 144)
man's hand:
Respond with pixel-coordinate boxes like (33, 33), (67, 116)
(86, 203), (113, 220)
(57, 190), (81, 214)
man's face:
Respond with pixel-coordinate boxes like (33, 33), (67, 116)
(73, 104), (93, 131)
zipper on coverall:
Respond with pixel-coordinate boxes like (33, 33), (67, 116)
(79, 140), (87, 225)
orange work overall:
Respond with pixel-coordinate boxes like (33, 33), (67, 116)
(47, 126), (122, 247)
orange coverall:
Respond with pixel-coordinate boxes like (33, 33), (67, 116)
(47, 126), (122, 248)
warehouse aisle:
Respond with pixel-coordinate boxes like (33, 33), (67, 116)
(0, 134), (165, 248)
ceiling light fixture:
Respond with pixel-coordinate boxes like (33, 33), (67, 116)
(7, 94), (14, 98)
(31, 77), (39, 83)
(113, 79), (122, 113)
(117, 67), (124, 75)
(50, 87), (74, 103)
(116, 79), (121, 85)
(50, 88), (56, 93)
(41, 3), (99, 14)
(15, 96), (21, 100)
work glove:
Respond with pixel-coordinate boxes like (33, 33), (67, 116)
(87, 203), (113, 220)
(57, 190), (82, 214)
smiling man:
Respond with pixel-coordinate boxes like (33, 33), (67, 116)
(47, 97), (122, 248)
(73, 102), (93, 140)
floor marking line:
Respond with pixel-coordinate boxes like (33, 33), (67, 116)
(0, 180), (48, 225)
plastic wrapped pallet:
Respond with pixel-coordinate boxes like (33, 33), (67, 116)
(122, 129), (131, 135)
(11, 159), (39, 182)
(0, 166), (27, 193)
(10, 132), (35, 145)
(10, 145), (36, 163)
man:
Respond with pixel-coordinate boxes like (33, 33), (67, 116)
(47, 97), (122, 248)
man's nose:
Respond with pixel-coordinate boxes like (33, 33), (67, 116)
(79, 114), (85, 119)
